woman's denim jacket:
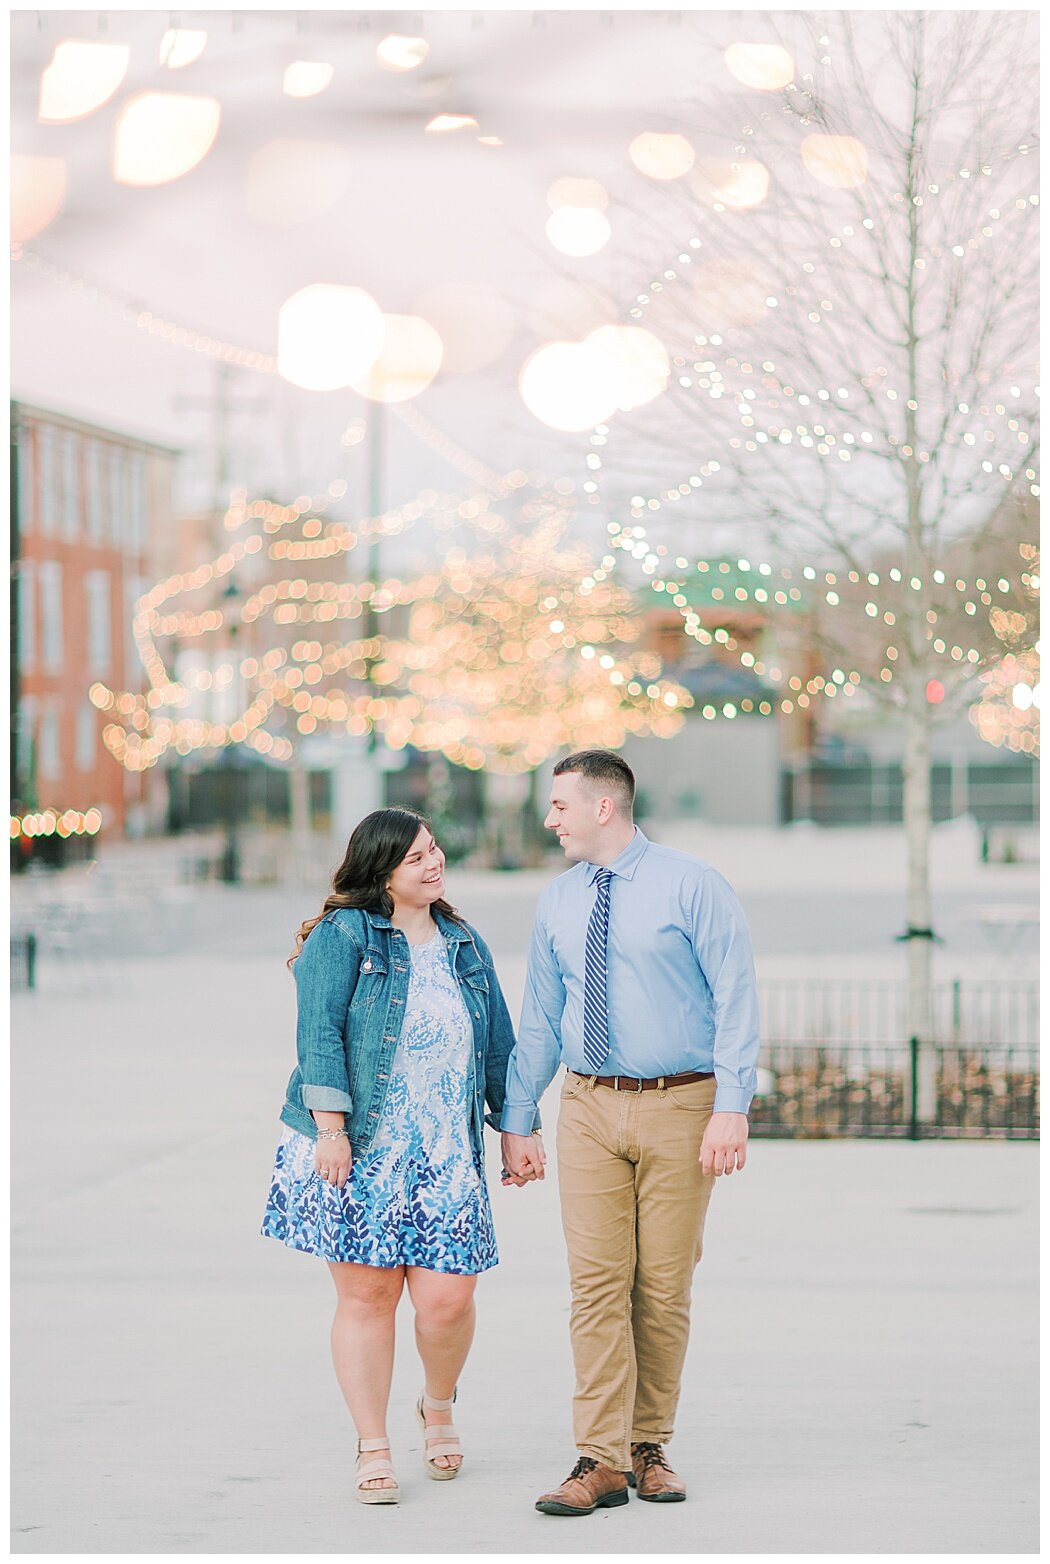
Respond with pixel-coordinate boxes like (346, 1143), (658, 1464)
(279, 905), (538, 1163)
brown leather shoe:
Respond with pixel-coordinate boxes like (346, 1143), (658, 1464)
(535, 1456), (630, 1516)
(628, 1441), (687, 1503)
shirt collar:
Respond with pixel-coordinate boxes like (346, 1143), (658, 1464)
(584, 826), (648, 885)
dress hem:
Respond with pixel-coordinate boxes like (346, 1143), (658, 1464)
(260, 1222), (498, 1275)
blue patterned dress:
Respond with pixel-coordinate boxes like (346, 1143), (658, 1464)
(261, 930), (498, 1274)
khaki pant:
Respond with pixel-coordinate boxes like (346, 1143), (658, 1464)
(556, 1071), (717, 1471)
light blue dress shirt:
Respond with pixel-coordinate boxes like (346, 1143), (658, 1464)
(501, 827), (761, 1133)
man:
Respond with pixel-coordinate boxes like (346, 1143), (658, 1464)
(501, 749), (759, 1517)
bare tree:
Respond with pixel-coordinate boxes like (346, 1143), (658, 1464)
(588, 11), (1039, 1114)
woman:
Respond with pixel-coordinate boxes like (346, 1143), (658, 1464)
(261, 807), (529, 1504)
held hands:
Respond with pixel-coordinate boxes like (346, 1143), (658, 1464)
(500, 1131), (546, 1188)
(700, 1112), (749, 1177)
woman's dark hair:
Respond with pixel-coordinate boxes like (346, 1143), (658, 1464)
(288, 807), (461, 966)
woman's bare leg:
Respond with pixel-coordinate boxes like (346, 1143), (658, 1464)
(405, 1268), (478, 1471)
(328, 1261), (405, 1489)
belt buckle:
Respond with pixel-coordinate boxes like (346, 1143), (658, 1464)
(617, 1075), (643, 1093)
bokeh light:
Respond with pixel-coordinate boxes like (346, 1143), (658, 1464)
(159, 30), (207, 69)
(112, 93), (222, 186)
(277, 284), (385, 391)
(545, 206), (612, 257)
(586, 325), (669, 412)
(283, 61), (334, 97)
(349, 313), (444, 403)
(801, 134), (870, 189)
(38, 40), (129, 123)
(519, 341), (620, 431)
(629, 132), (695, 180)
(547, 176), (608, 211)
(724, 43), (794, 90)
(696, 158), (770, 210)
(425, 114), (479, 134)
(10, 155), (68, 243)
(376, 35), (429, 71)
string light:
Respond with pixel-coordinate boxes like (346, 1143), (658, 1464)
(11, 807), (103, 839)
(92, 482), (691, 774)
(12, 246), (523, 500)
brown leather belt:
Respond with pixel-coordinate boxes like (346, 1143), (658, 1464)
(570, 1069), (715, 1093)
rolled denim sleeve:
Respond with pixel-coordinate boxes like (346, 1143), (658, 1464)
(689, 870), (761, 1115)
(501, 904), (564, 1135)
(293, 916), (358, 1115)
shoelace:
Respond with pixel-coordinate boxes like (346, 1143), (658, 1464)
(633, 1441), (672, 1472)
(568, 1456), (599, 1481)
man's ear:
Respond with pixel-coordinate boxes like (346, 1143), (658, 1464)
(597, 795), (615, 825)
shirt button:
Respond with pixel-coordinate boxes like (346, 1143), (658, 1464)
(476, 1051), (482, 1059)
(474, 1011), (480, 1019)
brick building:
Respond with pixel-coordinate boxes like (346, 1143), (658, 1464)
(10, 402), (178, 857)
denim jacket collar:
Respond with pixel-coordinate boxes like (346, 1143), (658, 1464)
(359, 904), (476, 949)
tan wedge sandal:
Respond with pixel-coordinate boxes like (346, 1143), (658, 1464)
(415, 1390), (462, 1481)
(355, 1437), (400, 1505)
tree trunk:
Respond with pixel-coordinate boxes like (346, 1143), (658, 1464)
(902, 654), (937, 1120)
(901, 20), (937, 1123)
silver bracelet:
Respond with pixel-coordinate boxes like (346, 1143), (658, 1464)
(316, 1126), (349, 1140)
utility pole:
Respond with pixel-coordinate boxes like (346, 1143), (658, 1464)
(330, 404), (385, 844)
(171, 362), (266, 866)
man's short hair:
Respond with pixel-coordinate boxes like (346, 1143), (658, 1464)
(553, 749), (636, 815)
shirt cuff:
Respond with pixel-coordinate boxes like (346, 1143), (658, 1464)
(500, 1105), (540, 1136)
(713, 1085), (753, 1115)
(301, 1084), (354, 1113)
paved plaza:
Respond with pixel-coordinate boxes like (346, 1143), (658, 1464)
(10, 823), (1040, 1553)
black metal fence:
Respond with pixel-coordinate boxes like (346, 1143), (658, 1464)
(758, 978), (1040, 1048)
(781, 757), (1038, 827)
(750, 1040), (1039, 1140)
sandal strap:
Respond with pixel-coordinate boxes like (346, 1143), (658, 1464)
(422, 1390), (457, 1411)
(424, 1423), (458, 1440)
(357, 1437), (391, 1453)
(357, 1460), (397, 1482)
(425, 1440), (462, 1460)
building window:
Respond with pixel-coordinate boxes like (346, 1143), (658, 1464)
(108, 447), (126, 546)
(38, 426), (59, 535)
(86, 441), (107, 543)
(85, 569), (111, 675)
(18, 560), (36, 673)
(39, 560), (64, 673)
(128, 452), (149, 554)
(39, 706), (61, 781)
(17, 425), (37, 535)
(76, 703), (97, 771)
(16, 697), (37, 801)
(62, 432), (81, 539)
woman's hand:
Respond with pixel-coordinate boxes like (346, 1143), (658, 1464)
(313, 1111), (352, 1187)
(315, 1133), (352, 1187)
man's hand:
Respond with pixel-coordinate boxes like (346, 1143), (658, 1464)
(700, 1112), (749, 1177)
(500, 1130), (546, 1187)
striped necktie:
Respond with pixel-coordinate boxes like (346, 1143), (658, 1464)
(583, 867), (613, 1072)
